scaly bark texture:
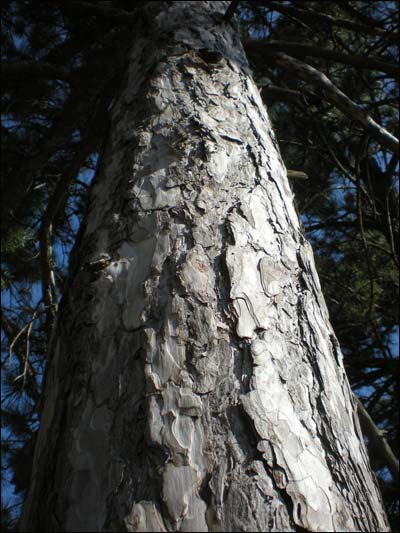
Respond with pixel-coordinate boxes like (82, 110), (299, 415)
(21, 2), (389, 532)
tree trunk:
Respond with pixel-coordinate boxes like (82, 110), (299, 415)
(20, 2), (389, 531)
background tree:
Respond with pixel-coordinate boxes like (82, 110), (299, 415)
(1, 1), (398, 530)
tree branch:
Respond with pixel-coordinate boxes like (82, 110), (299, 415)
(335, 0), (387, 28)
(260, 84), (317, 104)
(39, 141), (95, 338)
(38, 89), (111, 339)
(356, 397), (399, 483)
(244, 39), (399, 76)
(1, 309), (41, 401)
(270, 52), (399, 153)
(256, 1), (399, 43)
(13, 307), (41, 389)
(287, 170), (309, 180)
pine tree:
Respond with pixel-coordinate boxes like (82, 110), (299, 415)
(18, 2), (391, 531)
(1, 1), (398, 530)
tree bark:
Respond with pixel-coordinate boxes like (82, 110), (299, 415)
(20, 2), (390, 532)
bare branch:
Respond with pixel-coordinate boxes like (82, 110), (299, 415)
(39, 143), (94, 336)
(356, 397), (399, 483)
(256, 1), (399, 43)
(2, 308), (41, 401)
(8, 322), (30, 368)
(38, 88), (111, 338)
(14, 307), (41, 389)
(270, 52), (399, 153)
(287, 170), (309, 180)
(260, 84), (314, 104)
(244, 39), (399, 76)
(335, 0), (388, 28)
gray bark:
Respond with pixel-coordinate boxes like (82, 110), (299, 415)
(20, 2), (389, 532)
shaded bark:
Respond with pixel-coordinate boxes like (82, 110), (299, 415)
(20, 2), (389, 532)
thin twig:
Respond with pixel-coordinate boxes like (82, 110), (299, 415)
(14, 307), (41, 389)
(8, 323), (30, 367)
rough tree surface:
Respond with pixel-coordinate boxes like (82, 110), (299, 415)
(21, 2), (389, 532)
